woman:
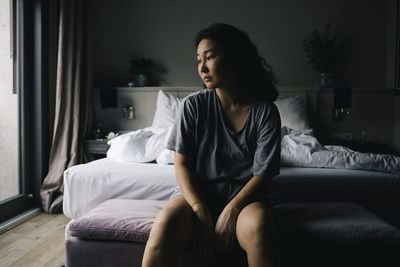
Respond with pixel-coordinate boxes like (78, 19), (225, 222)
(142, 23), (281, 267)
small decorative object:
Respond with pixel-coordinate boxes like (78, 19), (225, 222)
(320, 73), (333, 88)
(361, 130), (368, 142)
(106, 131), (119, 141)
(332, 87), (352, 121)
(302, 20), (343, 88)
(92, 121), (104, 140)
(129, 57), (167, 87)
(137, 74), (147, 87)
(123, 105), (135, 119)
(128, 81), (134, 87)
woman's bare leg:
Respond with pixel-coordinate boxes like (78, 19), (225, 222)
(142, 196), (193, 267)
(236, 201), (281, 267)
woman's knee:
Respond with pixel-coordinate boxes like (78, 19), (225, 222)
(151, 197), (193, 242)
(236, 202), (275, 246)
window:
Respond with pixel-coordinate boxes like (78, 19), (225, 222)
(0, 0), (19, 203)
(0, 0), (49, 227)
(396, 0), (400, 94)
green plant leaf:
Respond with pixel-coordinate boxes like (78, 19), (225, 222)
(302, 20), (343, 73)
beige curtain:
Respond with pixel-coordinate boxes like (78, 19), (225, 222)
(40, 0), (94, 213)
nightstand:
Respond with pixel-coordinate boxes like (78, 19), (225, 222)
(84, 139), (110, 161)
(322, 140), (391, 154)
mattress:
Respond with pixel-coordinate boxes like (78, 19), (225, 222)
(63, 159), (177, 219)
(63, 158), (400, 225)
(269, 167), (400, 226)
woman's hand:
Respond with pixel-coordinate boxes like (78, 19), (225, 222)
(191, 202), (215, 257)
(214, 204), (240, 252)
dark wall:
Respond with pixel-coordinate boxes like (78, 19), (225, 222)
(90, 0), (387, 88)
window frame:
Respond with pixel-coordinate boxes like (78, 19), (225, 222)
(396, 0), (400, 94)
(0, 0), (49, 224)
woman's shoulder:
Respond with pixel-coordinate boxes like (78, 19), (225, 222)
(185, 88), (213, 99)
(253, 100), (280, 124)
(253, 99), (278, 113)
(182, 88), (214, 105)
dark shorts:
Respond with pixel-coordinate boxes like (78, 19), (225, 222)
(169, 186), (270, 222)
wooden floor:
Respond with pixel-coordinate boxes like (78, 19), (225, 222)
(0, 212), (71, 267)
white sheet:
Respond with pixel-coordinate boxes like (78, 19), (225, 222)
(63, 158), (177, 219)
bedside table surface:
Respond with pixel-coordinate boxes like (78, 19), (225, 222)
(84, 139), (110, 155)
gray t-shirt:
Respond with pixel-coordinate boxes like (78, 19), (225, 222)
(167, 89), (281, 209)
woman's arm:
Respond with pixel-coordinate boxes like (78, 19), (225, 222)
(174, 152), (215, 257)
(174, 152), (204, 207)
(228, 174), (272, 211)
(214, 175), (272, 251)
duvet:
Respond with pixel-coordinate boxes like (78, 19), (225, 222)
(281, 127), (400, 174)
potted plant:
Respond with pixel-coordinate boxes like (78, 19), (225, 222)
(129, 58), (167, 87)
(302, 20), (343, 88)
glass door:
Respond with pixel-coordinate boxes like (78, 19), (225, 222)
(0, 0), (42, 225)
(0, 0), (19, 204)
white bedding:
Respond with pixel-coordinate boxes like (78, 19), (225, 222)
(281, 127), (400, 174)
(63, 157), (400, 219)
(63, 159), (177, 219)
(104, 90), (400, 173)
(105, 125), (400, 174)
(63, 90), (400, 220)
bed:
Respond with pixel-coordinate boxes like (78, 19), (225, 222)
(63, 158), (400, 224)
(64, 88), (400, 267)
(63, 159), (400, 267)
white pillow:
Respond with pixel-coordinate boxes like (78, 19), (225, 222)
(274, 94), (310, 130)
(106, 129), (151, 162)
(107, 127), (172, 162)
(151, 90), (309, 134)
(156, 149), (175, 165)
(151, 90), (182, 128)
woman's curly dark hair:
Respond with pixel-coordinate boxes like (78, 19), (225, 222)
(195, 23), (278, 102)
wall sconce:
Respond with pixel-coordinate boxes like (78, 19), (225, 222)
(332, 88), (352, 121)
(100, 88), (118, 109)
(123, 105), (135, 120)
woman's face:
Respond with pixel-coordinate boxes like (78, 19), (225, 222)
(197, 38), (231, 89)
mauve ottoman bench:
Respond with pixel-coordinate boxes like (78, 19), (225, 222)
(65, 199), (247, 267)
(65, 199), (400, 267)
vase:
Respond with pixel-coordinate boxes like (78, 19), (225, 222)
(320, 72), (333, 88)
(136, 74), (148, 87)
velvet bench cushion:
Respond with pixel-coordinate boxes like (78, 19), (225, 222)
(67, 199), (400, 267)
(69, 199), (166, 243)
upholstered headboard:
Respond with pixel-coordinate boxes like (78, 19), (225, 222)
(95, 86), (319, 133)
(95, 86), (319, 132)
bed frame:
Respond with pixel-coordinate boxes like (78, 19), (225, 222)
(95, 86), (319, 132)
